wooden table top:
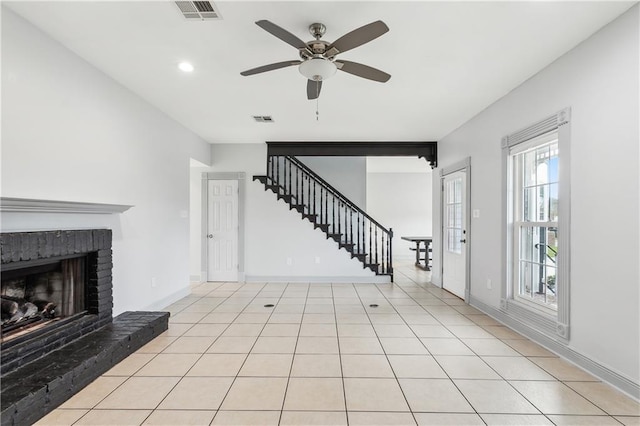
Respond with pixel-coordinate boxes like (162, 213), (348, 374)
(401, 236), (433, 242)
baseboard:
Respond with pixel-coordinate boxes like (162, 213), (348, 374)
(189, 274), (202, 282)
(143, 286), (191, 311)
(244, 275), (391, 284)
(469, 296), (640, 401)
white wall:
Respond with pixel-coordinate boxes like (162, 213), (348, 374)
(366, 173), (432, 259)
(189, 144), (377, 282)
(433, 6), (639, 391)
(189, 165), (205, 281)
(298, 157), (367, 209)
(1, 8), (211, 314)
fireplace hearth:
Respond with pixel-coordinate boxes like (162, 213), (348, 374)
(0, 229), (169, 426)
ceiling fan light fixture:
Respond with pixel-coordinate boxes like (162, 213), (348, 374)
(299, 58), (336, 81)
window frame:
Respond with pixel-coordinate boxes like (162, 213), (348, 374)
(501, 108), (571, 341)
(511, 133), (559, 314)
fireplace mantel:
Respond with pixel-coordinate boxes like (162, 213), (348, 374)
(0, 197), (133, 214)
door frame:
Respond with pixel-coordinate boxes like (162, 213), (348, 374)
(439, 157), (471, 301)
(201, 172), (246, 282)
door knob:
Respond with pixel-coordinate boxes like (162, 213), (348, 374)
(207, 234), (214, 239)
(460, 239), (466, 243)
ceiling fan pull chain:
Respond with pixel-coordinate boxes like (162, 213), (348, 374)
(316, 93), (320, 121)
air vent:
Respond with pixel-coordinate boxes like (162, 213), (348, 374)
(253, 116), (274, 123)
(175, 1), (221, 20)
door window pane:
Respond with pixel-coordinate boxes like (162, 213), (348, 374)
(445, 177), (463, 254)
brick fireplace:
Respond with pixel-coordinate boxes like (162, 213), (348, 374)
(0, 229), (169, 425)
(1, 230), (113, 374)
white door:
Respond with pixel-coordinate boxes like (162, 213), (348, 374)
(442, 170), (467, 299)
(207, 180), (238, 281)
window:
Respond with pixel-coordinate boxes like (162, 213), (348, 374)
(445, 177), (463, 255)
(501, 108), (571, 340)
(511, 132), (558, 312)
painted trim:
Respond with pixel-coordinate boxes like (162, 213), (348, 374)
(501, 108), (571, 342)
(556, 113), (572, 338)
(244, 275), (391, 284)
(200, 174), (208, 283)
(0, 197), (132, 214)
(189, 275), (202, 282)
(439, 157), (471, 301)
(440, 157), (471, 176)
(202, 172), (246, 283)
(470, 296), (640, 401)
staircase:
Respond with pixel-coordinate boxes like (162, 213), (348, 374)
(253, 155), (393, 279)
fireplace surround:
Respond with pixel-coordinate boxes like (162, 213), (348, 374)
(1, 229), (113, 374)
(0, 229), (169, 425)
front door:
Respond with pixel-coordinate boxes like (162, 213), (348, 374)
(442, 170), (467, 299)
(207, 180), (238, 282)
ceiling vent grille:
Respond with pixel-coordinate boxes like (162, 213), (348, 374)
(175, 1), (221, 20)
(253, 116), (274, 123)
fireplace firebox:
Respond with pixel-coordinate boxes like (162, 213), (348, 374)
(2, 255), (88, 342)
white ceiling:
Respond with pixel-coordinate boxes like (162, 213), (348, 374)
(5, 1), (634, 145)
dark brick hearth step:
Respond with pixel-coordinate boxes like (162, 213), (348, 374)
(0, 311), (169, 426)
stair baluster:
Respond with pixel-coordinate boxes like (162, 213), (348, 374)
(313, 180), (317, 217)
(375, 226), (378, 269)
(254, 155), (393, 279)
(349, 207), (354, 250)
(332, 196), (336, 234)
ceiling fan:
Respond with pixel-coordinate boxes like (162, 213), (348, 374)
(240, 20), (391, 100)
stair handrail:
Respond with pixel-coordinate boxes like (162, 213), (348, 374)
(280, 155), (391, 234)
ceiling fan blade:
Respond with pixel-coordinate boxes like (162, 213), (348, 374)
(328, 20), (389, 55)
(307, 80), (322, 100)
(240, 60), (302, 76)
(336, 60), (391, 82)
(256, 20), (309, 50)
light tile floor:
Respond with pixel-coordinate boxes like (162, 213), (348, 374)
(37, 262), (639, 425)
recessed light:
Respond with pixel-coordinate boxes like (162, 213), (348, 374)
(178, 62), (194, 72)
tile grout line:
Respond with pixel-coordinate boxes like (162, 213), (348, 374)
(55, 265), (636, 425)
(392, 267), (623, 423)
(147, 281), (265, 425)
(355, 281), (420, 426)
(72, 281), (231, 426)
(332, 282), (350, 426)
(276, 282), (310, 425)
(211, 281), (291, 423)
(374, 277), (487, 425)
